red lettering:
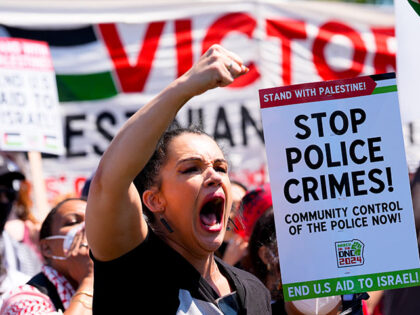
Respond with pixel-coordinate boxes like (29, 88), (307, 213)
(202, 13), (259, 88)
(45, 175), (66, 204)
(175, 19), (193, 77)
(313, 21), (367, 80)
(371, 27), (396, 74)
(98, 22), (165, 92)
(266, 19), (307, 85)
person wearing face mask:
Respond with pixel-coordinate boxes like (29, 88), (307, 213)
(0, 198), (94, 314)
(0, 154), (42, 297)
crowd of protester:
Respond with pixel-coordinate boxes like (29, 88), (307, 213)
(0, 45), (419, 314)
(2, 153), (419, 314)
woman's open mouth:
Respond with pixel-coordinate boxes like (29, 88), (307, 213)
(199, 196), (224, 232)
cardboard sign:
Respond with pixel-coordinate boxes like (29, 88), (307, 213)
(0, 38), (63, 154)
(259, 73), (420, 301)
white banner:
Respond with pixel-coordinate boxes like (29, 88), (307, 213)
(0, 1), (402, 200)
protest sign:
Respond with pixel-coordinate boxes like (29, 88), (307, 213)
(259, 73), (420, 301)
(0, 37), (64, 155)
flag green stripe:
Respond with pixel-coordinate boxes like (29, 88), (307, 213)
(409, 0), (420, 17)
(56, 71), (118, 102)
(372, 85), (397, 95)
(283, 268), (420, 301)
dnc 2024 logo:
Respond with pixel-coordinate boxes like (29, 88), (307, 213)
(335, 239), (365, 268)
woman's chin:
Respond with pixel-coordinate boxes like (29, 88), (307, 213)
(197, 232), (225, 253)
(192, 219), (227, 253)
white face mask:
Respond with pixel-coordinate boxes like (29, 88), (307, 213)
(290, 296), (341, 315)
(44, 222), (86, 260)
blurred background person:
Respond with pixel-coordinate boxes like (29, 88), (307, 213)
(216, 179), (248, 266)
(227, 183), (273, 271)
(234, 183), (273, 243)
(229, 180), (248, 221)
(0, 154), (42, 296)
(248, 208), (285, 313)
(5, 178), (43, 262)
(0, 197), (93, 314)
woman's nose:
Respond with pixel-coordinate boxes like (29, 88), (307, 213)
(204, 168), (222, 186)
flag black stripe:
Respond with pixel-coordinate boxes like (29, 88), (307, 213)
(370, 72), (396, 81)
(0, 25), (97, 47)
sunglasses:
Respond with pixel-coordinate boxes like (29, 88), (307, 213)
(0, 187), (17, 203)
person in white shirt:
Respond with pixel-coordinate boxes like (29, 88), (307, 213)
(0, 154), (42, 300)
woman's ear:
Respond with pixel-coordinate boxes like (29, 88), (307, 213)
(39, 239), (53, 259)
(258, 245), (275, 266)
(142, 188), (166, 214)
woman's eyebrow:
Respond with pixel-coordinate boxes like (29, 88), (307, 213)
(176, 157), (227, 166)
(214, 158), (227, 164)
(176, 157), (202, 167)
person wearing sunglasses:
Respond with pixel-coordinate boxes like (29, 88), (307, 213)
(0, 154), (42, 297)
(1, 198), (94, 314)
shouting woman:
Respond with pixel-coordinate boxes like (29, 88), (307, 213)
(86, 45), (271, 314)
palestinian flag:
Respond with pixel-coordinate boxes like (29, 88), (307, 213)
(408, 0), (420, 16)
(0, 24), (118, 102)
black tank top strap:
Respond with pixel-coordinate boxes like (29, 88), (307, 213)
(27, 272), (65, 311)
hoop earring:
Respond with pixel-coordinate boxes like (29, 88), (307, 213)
(160, 215), (174, 233)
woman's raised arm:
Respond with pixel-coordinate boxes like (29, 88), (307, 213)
(85, 45), (248, 261)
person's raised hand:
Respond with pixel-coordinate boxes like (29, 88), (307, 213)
(66, 236), (93, 285)
(180, 44), (249, 98)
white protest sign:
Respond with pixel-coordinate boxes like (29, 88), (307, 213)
(0, 38), (64, 155)
(259, 73), (420, 301)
